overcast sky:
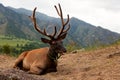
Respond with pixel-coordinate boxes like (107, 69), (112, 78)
(0, 0), (120, 33)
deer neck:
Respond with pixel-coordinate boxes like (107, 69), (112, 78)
(47, 47), (60, 61)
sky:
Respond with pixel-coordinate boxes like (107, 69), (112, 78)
(0, 0), (120, 33)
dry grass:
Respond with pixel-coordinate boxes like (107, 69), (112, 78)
(0, 45), (120, 80)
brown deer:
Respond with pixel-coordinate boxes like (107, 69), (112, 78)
(13, 4), (70, 75)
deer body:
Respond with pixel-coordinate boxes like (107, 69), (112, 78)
(14, 47), (58, 74)
(23, 47), (50, 70)
(14, 41), (66, 74)
(13, 3), (70, 75)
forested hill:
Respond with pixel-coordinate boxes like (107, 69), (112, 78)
(0, 3), (120, 47)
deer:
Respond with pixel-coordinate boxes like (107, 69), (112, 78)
(13, 3), (70, 75)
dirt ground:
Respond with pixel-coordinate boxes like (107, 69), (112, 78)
(0, 45), (120, 80)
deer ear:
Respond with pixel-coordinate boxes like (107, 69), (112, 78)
(41, 38), (51, 43)
(57, 32), (67, 40)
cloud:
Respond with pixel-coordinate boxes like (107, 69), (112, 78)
(0, 0), (120, 33)
(90, 0), (120, 12)
(67, 0), (120, 33)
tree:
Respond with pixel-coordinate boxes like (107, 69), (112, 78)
(2, 44), (11, 54)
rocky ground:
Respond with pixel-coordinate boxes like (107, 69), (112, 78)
(0, 45), (120, 80)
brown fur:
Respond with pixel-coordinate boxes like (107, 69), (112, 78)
(13, 47), (58, 74)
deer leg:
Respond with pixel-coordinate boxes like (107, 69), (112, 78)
(51, 67), (57, 72)
(47, 67), (57, 73)
(13, 57), (23, 69)
(28, 66), (44, 75)
(13, 51), (28, 69)
(46, 65), (57, 73)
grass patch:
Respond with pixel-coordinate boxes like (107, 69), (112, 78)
(0, 35), (32, 47)
(0, 35), (46, 56)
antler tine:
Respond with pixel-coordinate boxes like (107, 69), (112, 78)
(52, 26), (57, 37)
(58, 3), (64, 26)
(64, 15), (70, 26)
(30, 4), (70, 40)
(29, 7), (46, 35)
(63, 24), (70, 33)
(29, 7), (56, 39)
(54, 5), (60, 16)
(55, 3), (70, 38)
(55, 4), (64, 26)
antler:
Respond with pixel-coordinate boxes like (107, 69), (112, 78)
(29, 7), (57, 39)
(54, 3), (70, 38)
(29, 4), (70, 40)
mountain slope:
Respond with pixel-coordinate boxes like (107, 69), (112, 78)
(0, 4), (36, 39)
(69, 17), (120, 47)
(0, 3), (120, 47)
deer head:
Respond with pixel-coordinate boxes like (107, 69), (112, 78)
(29, 3), (70, 55)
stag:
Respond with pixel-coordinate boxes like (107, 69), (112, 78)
(13, 4), (70, 75)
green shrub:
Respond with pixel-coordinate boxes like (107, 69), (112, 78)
(66, 41), (81, 52)
(2, 44), (11, 54)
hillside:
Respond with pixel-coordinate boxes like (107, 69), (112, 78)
(0, 3), (120, 47)
(0, 4), (39, 39)
(0, 44), (120, 80)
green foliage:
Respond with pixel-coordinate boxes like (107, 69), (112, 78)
(2, 44), (11, 54)
(0, 35), (45, 56)
(18, 41), (46, 54)
(66, 41), (80, 52)
(0, 35), (32, 47)
(66, 45), (76, 52)
(112, 39), (120, 45)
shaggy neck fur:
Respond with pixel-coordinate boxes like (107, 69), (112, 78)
(47, 47), (60, 61)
